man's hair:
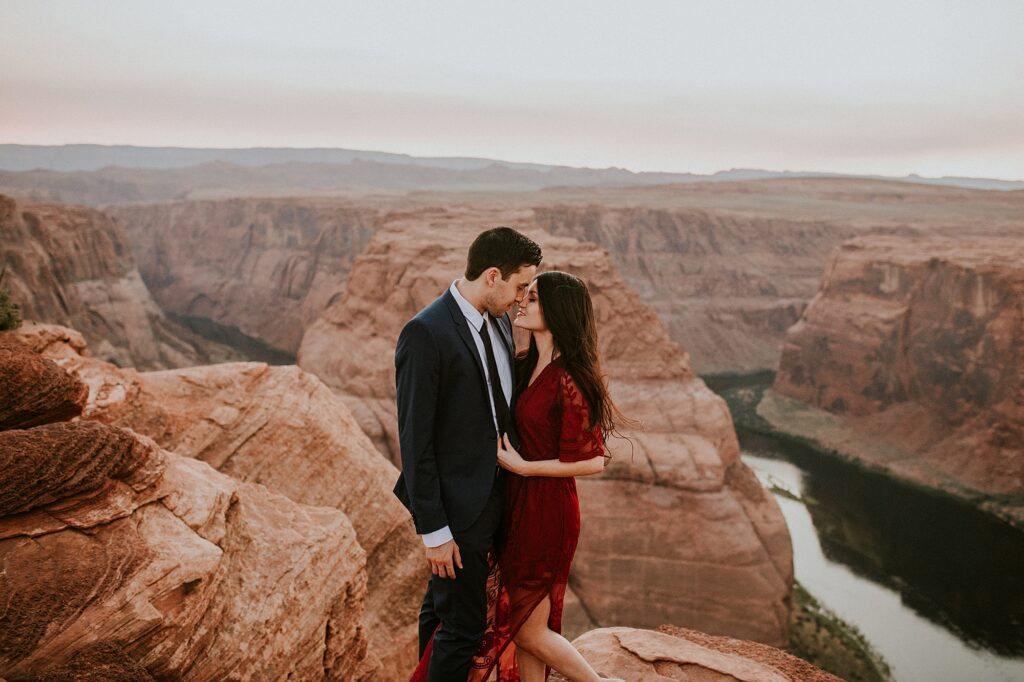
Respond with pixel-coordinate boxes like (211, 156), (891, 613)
(465, 227), (542, 280)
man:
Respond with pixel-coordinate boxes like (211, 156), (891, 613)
(394, 227), (541, 681)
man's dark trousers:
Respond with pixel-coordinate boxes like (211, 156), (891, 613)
(419, 477), (503, 681)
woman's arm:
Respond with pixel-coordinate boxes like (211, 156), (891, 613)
(497, 435), (605, 477)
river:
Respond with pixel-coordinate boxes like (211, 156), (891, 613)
(738, 428), (1024, 682)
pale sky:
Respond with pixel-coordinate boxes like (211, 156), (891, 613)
(2, 0), (1023, 178)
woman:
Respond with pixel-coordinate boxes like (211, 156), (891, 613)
(412, 271), (626, 682)
(488, 270), (627, 682)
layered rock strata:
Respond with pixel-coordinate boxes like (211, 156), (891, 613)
(108, 198), (380, 356)
(0, 336), (87, 430)
(532, 179), (1024, 373)
(772, 235), (1024, 523)
(0, 195), (236, 369)
(15, 323), (423, 680)
(298, 221), (794, 645)
(105, 180), (1024, 373)
(0, 338), (377, 680)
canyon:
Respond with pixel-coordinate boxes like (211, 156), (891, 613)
(110, 198), (380, 357)
(0, 194), (236, 370)
(3, 173), (1021, 678)
(104, 179), (1024, 374)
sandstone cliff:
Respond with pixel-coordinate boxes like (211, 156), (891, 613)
(18, 323), (424, 679)
(0, 194), (237, 369)
(105, 179), (1024, 376)
(531, 178), (1024, 374)
(108, 198), (380, 356)
(0, 335), (378, 680)
(298, 219), (794, 646)
(772, 235), (1024, 524)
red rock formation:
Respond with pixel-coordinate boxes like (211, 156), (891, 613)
(772, 235), (1024, 523)
(11, 324), (423, 679)
(106, 179), (1024, 375)
(0, 330), (380, 680)
(559, 626), (840, 682)
(0, 420), (375, 680)
(0, 194), (236, 369)
(532, 205), (824, 374)
(298, 218), (794, 646)
(533, 178), (1024, 374)
(108, 198), (380, 355)
(0, 336), (87, 430)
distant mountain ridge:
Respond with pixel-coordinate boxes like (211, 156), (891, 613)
(1, 144), (1022, 192)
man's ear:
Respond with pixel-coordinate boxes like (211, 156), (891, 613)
(485, 267), (501, 287)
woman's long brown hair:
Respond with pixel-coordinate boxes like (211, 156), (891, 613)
(515, 271), (628, 441)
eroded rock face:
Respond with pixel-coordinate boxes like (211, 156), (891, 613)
(298, 221), (793, 645)
(532, 178), (1024, 374)
(91, 362), (423, 679)
(533, 205), (823, 374)
(10, 323), (423, 680)
(108, 198), (380, 356)
(773, 235), (1024, 519)
(0, 195), (237, 369)
(561, 626), (840, 682)
(0, 344), (378, 680)
(107, 180), (1024, 374)
(0, 335), (87, 430)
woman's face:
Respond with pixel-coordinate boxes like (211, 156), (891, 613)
(514, 280), (547, 332)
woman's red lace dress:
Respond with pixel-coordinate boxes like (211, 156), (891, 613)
(410, 358), (605, 681)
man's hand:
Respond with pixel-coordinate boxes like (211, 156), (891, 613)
(425, 538), (463, 579)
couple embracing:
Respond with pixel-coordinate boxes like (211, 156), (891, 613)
(394, 227), (626, 682)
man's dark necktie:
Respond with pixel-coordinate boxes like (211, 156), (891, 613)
(478, 316), (513, 442)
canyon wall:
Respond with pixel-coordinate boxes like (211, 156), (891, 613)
(772, 235), (1024, 524)
(0, 194), (235, 369)
(107, 199), (381, 357)
(531, 179), (1024, 374)
(108, 180), (1024, 376)
(298, 218), (794, 646)
(532, 205), (826, 373)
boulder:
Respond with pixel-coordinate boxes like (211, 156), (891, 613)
(0, 391), (376, 679)
(559, 626), (841, 682)
(7, 323), (423, 679)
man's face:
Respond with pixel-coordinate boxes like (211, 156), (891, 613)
(484, 264), (537, 317)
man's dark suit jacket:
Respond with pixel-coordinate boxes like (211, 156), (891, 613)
(393, 288), (518, 535)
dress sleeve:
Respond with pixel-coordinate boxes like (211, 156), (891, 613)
(557, 369), (605, 463)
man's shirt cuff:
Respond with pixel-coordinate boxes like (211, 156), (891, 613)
(421, 525), (453, 548)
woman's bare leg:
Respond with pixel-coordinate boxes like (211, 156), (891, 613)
(513, 595), (602, 682)
(515, 644), (547, 682)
